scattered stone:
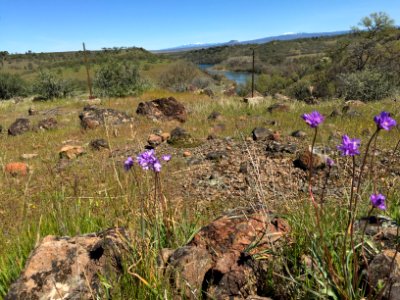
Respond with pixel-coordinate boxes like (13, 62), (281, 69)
(266, 141), (297, 154)
(291, 130), (307, 139)
(90, 139), (109, 151)
(79, 106), (132, 129)
(252, 127), (272, 141)
(168, 127), (201, 148)
(38, 117), (58, 130)
(28, 107), (37, 116)
(200, 88), (214, 97)
(206, 150), (227, 161)
(21, 153), (38, 160)
(147, 134), (163, 148)
(243, 96), (264, 106)
(368, 249), (400, 299)
(59, 145), (85, 159)
(136, 97), (187, 122)
(8, 118), (31, 136)
(161, 207), (290, 299)
(160, 132), (170, 142)
(183, 151), (192, 157)
(267, 103), (290, 113)
(5, 228), (129, 300)
(293, 149), (327, 171)
(207, 111), (223, 121)
(5, 162), (28, 176)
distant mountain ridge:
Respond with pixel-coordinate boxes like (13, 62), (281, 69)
(153, 30), (349, 53)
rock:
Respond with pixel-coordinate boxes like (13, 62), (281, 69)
(206, 151), (227, 161)
(8, 118), (31, 136)
(208, 111), (223, 121)
(79, 106), (132, 129)
(368, 250), (400, 299)
(265, 141), (297, 154)
(243, 96), (264, 106)
(147, 134), (163, 147)
(38, 117), (58, 130)
(267, 103), (290, 113)
(136, 97), (187, 122)
(161, 207), (290, 299)
(291, 130), (307, 139)
(183, 151), (192, 157)
(90, 139), (109, 151)
(59, 145), (85, 159)
(160, 132), (170, 142)
(168, 127), (201, 148)
(252, 127), (272, 141)
(273, 93), (290, 101)
(293, 149), (327, 171)
(5, 228), (129, 300)
(28, 107), (37, 116)
(5, 162), (28, 176)
(21, 153), (38, 160)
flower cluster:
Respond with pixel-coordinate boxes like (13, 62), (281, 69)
(370, 193), (386, 210)
(337, 135), (361, 156)
(124, 150), (171, 172)
(302, 111), (325, 128)
(374, 111), (397, 131)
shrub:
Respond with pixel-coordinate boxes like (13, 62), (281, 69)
(0, 73), (26, 100)
(288, 79), (313, 101)
(191, 76), (213, 89)
(159, 61), (199, 92)
(93, 60), (148, 97)
(337, 69), (392, 101)
(33, 70), (72, 100)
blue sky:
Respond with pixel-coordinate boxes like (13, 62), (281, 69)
(1, 0), (399, 53)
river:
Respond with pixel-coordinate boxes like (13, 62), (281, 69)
(198, 64), (252, 86)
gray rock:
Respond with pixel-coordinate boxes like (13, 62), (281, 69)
(8, 118), (31, 136)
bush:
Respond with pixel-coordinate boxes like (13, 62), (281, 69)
(288, 79), (313, 101)
(0, 73), (26, 100)
(33, 71), (72, 100)
(337, 69), (392, 101)
(93, 60), (148, 97)
(191, 76), (213, 89)
(159, 61), (199, 92)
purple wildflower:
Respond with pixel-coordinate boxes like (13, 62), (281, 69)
(326, 157), (335, 167)
(124, 157), (134, 171)
(302, 111), (325, 128)
(162, 154), (172, 162)
(374, 111), (397, 131)
(137, 149), (162, 172)
(370, 193), (386, 210)
(337, 135), (361, 156)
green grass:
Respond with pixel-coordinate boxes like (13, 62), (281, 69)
(0, 92), (399, 298)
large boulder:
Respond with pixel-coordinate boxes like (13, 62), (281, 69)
(136, 97), (187, 122)
(5, 228), (129, 300)
(8, 118), (31, 136)
(79, 106), (132, 129)
(161, 207), (290, 299)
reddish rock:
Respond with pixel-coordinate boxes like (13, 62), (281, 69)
(161, 207), (290, 299)
(147, 133), (163, 147)
(136, 97), (187, 122)
(5, 228), (129, 300)
(5, 162), (28, 176)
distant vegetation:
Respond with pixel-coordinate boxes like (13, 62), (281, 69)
(0, 12), (399, 102)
